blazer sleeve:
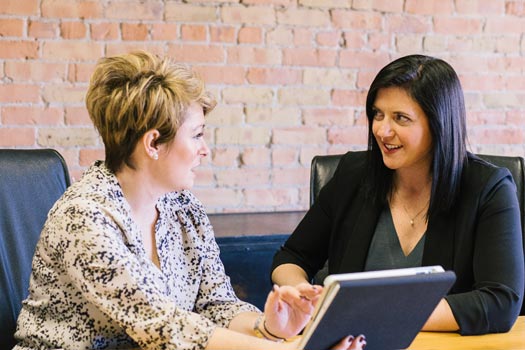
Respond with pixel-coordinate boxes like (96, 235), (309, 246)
(446, 168), (524, 335)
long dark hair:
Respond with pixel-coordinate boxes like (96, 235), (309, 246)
(364, 54), (467, 217)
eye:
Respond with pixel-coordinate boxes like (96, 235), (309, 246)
(394, 113), (411, 123)
(194, 132), (204, 139)
(372, 109), (384, 121)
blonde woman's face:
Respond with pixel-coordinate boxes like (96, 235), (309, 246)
(158, 102), (209, 191)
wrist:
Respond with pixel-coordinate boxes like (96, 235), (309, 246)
(253, 314), (285, 343)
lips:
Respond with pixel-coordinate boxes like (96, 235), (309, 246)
(385, 144), (402, 150)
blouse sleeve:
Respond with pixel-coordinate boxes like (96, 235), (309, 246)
(47, 198), (217, 350)
(445, 170), (524, 335)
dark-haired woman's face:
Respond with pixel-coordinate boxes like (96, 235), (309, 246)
(371, 87), (433, 174)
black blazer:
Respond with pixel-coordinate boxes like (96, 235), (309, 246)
(273, 152), (524, 335)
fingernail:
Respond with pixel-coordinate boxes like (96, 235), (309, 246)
(347, 336), (354, 343)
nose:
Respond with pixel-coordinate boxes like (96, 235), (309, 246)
(375, 118), (394, 140)
(200, 139), (210, 158)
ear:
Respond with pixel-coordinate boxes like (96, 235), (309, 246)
(142, 129), (161, 160)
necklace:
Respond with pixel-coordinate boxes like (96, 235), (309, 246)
(402, 201), (428, 227)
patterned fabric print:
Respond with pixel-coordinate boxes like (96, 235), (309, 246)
(14, 161), (259, 350)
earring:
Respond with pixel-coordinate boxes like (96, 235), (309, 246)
(151, 152), (158, 160)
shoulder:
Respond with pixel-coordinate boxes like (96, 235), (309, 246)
(462, 154), (515, 190)
(334, 151), (368, 178)
(460, 153), (517, 205)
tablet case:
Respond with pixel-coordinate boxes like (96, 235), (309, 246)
(299, 269), (456, 350)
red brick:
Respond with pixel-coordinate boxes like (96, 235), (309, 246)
(506, 1), (525, 16)
(210, 26), (236, 43)
(247, 68), (301, 85)
(341, 32), (368, 49)
(165, 4), (217, 22)
(332, 89), (367, 107)
(273, 167), (309, 185)
(241, 148), (271, 167)
(456, 0), (505, 14)
(0, 84), (40, 103)
(181, 25), (207, 41)
(386, 15), (432, 33)
(331, 10), (383, 30)
(216, 169), (270, 187)
(65, 106), (91, 125)
(193, 66), (245, 85)
(192, 188), (242, 208)
(293, 28), (313, 46)
(28, 20), (58, 38)
(316, 30), (342, 47)
(244, 188), (299, 207)
(469, 127), (524, 144)
(41, 85), (86, 104)
(243, 0), (293, 4)
(1, 0), (38, 15)
(434, 18), (483, 35)
(212, 147), (240, 167)
(150, 23), (178, 40)
(340, 51), (389, 71)
(273, 127), (326, 145)
(486, 17), (525, 34)
(0, 41), (39, 59)
(303, 108), (354, 126)
(41, 0), (103, 18)
(42, 41), (103, 60)
(238, 27), (262, 44)
(168, 44), (225, 63)
(506, 111), (525, 126)
(122, 23), (149, 41)
(68, 62), (96, 83)
(79, 148), (105, 166)
(2, 106), (63, 125)
(5, 61), (66, 82)
(221, 6), (275, 25)
(0, 19), (24, 36)
(282, 48), (337, 67)
(60, 21), (87, 39)
(227, 47), (282, 65)
(328, 126), (369, 145)
(272, 148), (299, 166)
(405, 0), (454, 14)
(277, 7), (330, 26)
(90, 23), (120, 40)
(105, 43), (164, 57)
(105, 1), (163, 20)
(0, 128), (35, 146)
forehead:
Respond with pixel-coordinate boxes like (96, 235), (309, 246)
(374, 87), (423, 113)
(180, 103), (205, 129)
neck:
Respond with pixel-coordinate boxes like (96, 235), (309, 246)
(115, 165), (160, 216)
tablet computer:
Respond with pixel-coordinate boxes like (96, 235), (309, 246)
(298, 266), (456, 350)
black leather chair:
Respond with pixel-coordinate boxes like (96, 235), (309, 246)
(310, 151), (525, 315)
(0, 149), (71, 349)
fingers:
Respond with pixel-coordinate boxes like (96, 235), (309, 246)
(277, 285), (316, 314)
(295, 282), (323, 303)
(331, 335), (366, 350)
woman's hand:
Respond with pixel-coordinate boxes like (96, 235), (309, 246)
(331, 335), (367, 350)
(263, 284), (322, 339)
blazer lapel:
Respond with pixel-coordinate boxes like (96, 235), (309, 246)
(335, 198), (382, 273)
(422, 212), (455, 270)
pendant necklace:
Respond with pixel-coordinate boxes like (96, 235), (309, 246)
(403, 201), (428, 227)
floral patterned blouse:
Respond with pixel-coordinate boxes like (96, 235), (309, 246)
(14, 161), (259, 350)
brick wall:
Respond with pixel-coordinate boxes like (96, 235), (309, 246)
(0, 0), (524, 213)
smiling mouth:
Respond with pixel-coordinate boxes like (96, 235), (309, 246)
(384, 143), (402, 150)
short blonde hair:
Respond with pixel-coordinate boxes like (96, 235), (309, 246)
(86, 51), (216, 173)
